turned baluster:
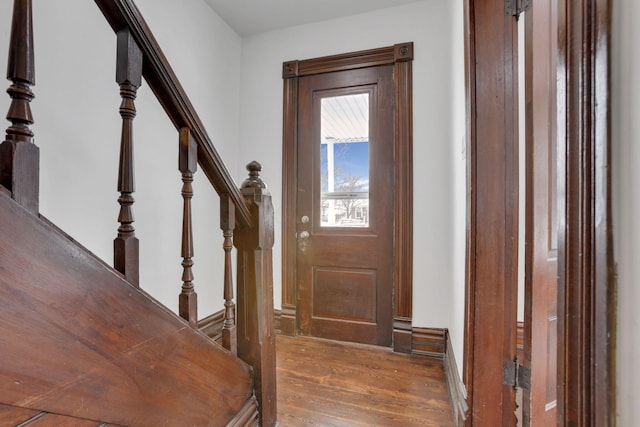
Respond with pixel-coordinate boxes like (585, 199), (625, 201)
(221, 194), (237, 355)
(179, 128), (198, 328)
(0, 0), (39, 213)
(113, 29), (142, 287)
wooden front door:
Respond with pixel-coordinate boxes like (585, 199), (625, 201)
(522, 0), (559, 424)
(295, 65), (395, 346)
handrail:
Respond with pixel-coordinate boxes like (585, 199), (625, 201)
(94, 0), (252, 229)
(3, 2), (277, 423)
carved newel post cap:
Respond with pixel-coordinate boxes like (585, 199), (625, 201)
(241, 161), (267, 190)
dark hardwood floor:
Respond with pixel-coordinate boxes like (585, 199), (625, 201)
(276, 335), (455, 426)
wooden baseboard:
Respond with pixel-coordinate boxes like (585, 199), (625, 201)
(199, 309), (224, 341)
(279, 305), (296, 335)
(443, 329), (468, 427)
(200, 308), (283, 341)
(392, 318), (413, 354)
(226, 395), (259, 426)
(412, 327), (446, 358)
(274, 308), (282, 334)
(411, 327), (468, 425)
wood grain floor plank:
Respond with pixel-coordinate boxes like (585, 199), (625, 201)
(277, 335), (454, 426)
(0, 403), (42, 425)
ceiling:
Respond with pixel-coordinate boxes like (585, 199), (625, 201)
(203, 0), (423, 36)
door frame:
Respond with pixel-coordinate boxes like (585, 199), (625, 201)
(281, 43), (415, 353)
(556, 0), (616, 423)
(463, 0), (615, 425)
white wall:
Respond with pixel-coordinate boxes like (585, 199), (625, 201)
(612, 0), (640, 424)
(3, 0), (631, 418)
(450, 0), (467, 372)
(1, 0), (467, 370)
(0, 0), (242, 317)
(238, 0), (467, 362)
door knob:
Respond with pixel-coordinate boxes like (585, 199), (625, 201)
(298, 231), (310, 240)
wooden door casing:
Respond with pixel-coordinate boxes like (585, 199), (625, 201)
(463, 1), (520, 425)
(557, 0), (616, 424)
(282, 44), (414, 352)
(464, 0), (615, 425)
(523, 0), (559, 423)
(296, 66), (394, 346)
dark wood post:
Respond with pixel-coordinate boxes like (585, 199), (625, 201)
(178, 128), (198, 328)
(113, 28), (142, 287)
(0, 0), (38, 214)
(221, 193), (237, 355)
(234, 161), (277, 427)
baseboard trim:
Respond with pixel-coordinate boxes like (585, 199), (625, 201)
(411, 327), (468, 425)
(201, 308), (283, 341)
(199, 309), (224, 341)
(412, 327), (446, 359)
(226, 395), (259, 427)
(443, 329), (468, 427)
(392, 318), (413, 354)
(274, 308), (282, 334)
(279, 305), (296, 336)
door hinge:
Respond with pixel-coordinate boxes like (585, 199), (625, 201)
(505, 0), (531, 18)
(503, 358), (531, 391)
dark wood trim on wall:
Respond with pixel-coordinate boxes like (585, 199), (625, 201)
(463, 0), (519, 425)
(273, 309), (282, 335)
(280, 68), (298, 337)
(199, 310), (225, 341)
(392, 43), (414, 354)
(462, 0), (615, 424)
(198, 309), (224, 341)
(411, 327), (468, 426)
(412, 327), (446, 358)
(462, 0), (478, 420)
(281, 43), (414, 353)
(226, 396), (259, 427)
(444, 330), (469, 427)
(557, 0), (616, 424)
(201, 309), (282, 341)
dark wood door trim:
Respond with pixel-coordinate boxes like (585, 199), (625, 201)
(462, 0), (519, 424)
(281, 43), (414, 353)
(557, 0), (615, 424)
(463, 0), (615, 425)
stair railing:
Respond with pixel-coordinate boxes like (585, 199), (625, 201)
(1, 1), (276, 425)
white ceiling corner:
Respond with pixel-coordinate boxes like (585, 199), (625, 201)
(203, 0), (424, 37)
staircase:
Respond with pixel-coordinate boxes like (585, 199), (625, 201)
(0, 1), (276, 426)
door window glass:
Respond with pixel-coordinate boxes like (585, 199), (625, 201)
(320, 93), (369, 227)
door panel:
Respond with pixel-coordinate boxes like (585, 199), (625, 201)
(523, 0), (558, 423)
(297, 65), (394, 346)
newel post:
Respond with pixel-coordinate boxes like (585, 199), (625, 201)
(0, 0), (39, 213)
(234, 161), (277, 427)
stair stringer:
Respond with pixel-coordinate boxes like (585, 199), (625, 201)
(0, 192), (257, 426)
